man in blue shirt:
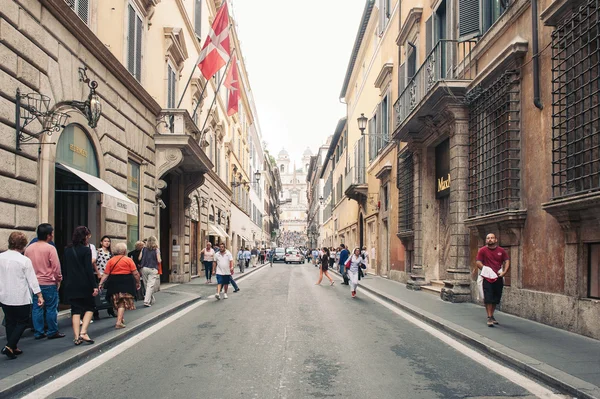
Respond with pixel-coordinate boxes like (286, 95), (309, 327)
(243, 247), (251, 271)
(338, 244), (350, 284)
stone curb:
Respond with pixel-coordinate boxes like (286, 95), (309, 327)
(331, 270), (600, 399)
(0, 262), (271, 398)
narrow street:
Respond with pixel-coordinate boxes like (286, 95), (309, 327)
(19, 263), (562, 399)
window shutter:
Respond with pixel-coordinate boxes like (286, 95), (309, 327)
(459, 0), (481, 40)
(194, 0), (202, 39)
(127, 5), (136, 76)
(398, 62), (406, 93)
(425, 16), (433, 57)
(135, 15), (143, 81)
(77, 0), (89, 24)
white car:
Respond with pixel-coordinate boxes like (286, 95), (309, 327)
(285, 250), (303, 264)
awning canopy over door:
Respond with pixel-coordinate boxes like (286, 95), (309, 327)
(57, 164), (138, 216)
(209, 224), (230, 239)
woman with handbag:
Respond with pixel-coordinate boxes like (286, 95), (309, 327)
(98, 243), (140, 329)
(63, 226), (98, 345)
(315, 247), (334, 286)
(344, 248), (367, 298)
(138, 236), (161, 307)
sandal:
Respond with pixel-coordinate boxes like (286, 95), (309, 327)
(115, 323), (126, 329)
(14, 348), (23, 355)
(79, 333), (95, 344)
(2, 346), (16, 360)
(73, 338), (82, 346)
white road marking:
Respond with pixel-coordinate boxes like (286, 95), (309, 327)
(23, 264), (270, 398)
(355, 286), (563, 398)
(22, 299), (208, 399)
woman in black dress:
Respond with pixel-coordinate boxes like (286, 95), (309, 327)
(315, 247), (335, 286)
(63, 226), (98, 345)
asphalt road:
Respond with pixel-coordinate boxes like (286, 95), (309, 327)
(24, 262), (563, 399)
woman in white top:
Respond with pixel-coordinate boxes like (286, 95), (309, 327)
(0, 231), (44, 359)
(201, 242), (216, 284)
(344, 248), (367, 298)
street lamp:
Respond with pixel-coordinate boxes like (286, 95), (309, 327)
(319, 196), (324, 206)
(357, 113), (368, 135)
(254, 170), (261, 183)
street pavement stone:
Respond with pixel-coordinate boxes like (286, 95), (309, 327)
(25, 262), (563, 399)
(349, 272), (600, 398)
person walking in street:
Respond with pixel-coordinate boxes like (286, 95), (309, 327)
(344, 248), (367, 298)
(338, 244), (350, 284)
(63, 226), (99, 345)
(99, 243), (140, 329)
(243, 247), (251, 270)
(237, 248), (245, 273)
(315, 247), (334, 286)
(128, 241), (145, 300)
(0, 232), (44, 359)
(476, 233), (510, 327)
(96, 236), (112, 276)
(251, 247), (258, 267)
(311, 248), (319, 266)
(139, 236), (161, 307)
(213, 242), (234, 300)
(201, 242), (216, 284)
(24, 223), (64, 340)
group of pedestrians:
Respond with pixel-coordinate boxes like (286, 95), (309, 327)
(0, 224), (164, 360)
(312, 243), (368, 298)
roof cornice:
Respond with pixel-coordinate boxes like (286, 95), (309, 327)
(319, 118), (347, 178)
(339, 0), (376, 100)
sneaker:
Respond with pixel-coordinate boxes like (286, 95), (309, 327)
(215, 293), (221, 300)
(491, 316), (499, 325)
(487, 317), (494, 327)
(351, 291), (356, 298)
(223, 293), (228, 299)
(233, 289), (240, 292)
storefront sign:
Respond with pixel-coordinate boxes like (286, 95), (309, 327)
(435, 139), (450, 198)
(69, 144), (88, 157)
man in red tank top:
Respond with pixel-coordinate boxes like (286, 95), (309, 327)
(476, 233), (510, 327)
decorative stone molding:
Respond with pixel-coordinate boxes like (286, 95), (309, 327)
(135, 0), (161, 18)
(184, 173), (206, 198)
(396, 7), (423, 46)
(467, 38), (528, 89)
(156, 148), (184, 179)
(164, 27), (189, 71)
(374, 63), (394, 90)
(465, 209), (528, 246)
(541, 0), (586, 26)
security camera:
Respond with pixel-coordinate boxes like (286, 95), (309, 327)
(158, 199), (166, 209)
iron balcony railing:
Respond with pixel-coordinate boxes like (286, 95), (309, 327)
(393, 39), (476, 132)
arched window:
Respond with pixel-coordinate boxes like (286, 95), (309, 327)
(209, 205), (215, 222)
(280, 164), (284, 173)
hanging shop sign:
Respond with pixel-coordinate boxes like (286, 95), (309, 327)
(435, 139), (450, 198)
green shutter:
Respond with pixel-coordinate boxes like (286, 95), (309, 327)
(425, 16), (433, 57)
(459, 0), (481, 40)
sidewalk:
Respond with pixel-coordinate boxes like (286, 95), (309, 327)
(336, 271), (600, 399)
(0, 262), (270, 399)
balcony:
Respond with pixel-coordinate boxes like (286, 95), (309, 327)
(344, 166), (367, 202)
(393, 39), (476, 140)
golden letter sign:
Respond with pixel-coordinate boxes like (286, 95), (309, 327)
(69, 144), (88, 158)
(437, 173), (451, 192)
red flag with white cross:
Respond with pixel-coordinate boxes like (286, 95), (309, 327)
(198, 2), (231, 80)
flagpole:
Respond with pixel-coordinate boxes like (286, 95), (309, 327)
(194, 57), (232, 141)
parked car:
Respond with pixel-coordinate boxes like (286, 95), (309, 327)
(285, 250), (303, 264)
(273, 247), (286, 263)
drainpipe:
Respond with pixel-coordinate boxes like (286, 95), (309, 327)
(532, 0), (543, 110)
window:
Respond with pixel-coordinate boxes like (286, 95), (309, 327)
(127, 4), (143, 81)
(194, 0), (202, 39)
(467, 71), (521, 216)
(397, 149), (414, 232)
(459, 0), (507, 40)
(551, 0), (600, 199)
(127, 160), (140, 250)
(382, 184), (389, 211)
(65, 0), (89, 24)
(368, 114), (377, 161)
(379, 0), (392, 33)
(167, 63), (176, 108)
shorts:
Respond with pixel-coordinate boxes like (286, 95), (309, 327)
(483, 278), (504, 305)
(216, 275), (231, 285)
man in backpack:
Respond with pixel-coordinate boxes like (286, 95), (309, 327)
(338, 244), (350, 285)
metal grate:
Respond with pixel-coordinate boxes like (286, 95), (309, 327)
(467, 72), (521, 217)
(397, 148), (414, 232)
(551, 0), (600, 199)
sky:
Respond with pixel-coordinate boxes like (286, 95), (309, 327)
(231, 0), (366, 165)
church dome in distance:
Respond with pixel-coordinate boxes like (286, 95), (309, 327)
(303, 147), (313, 157)
(278, 148), (289, 158)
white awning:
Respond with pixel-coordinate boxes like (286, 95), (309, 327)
(209, 224), (230, 239)
(58, 164), (138, 216)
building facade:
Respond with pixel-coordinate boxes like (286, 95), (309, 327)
(277, 148), (311, 247)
